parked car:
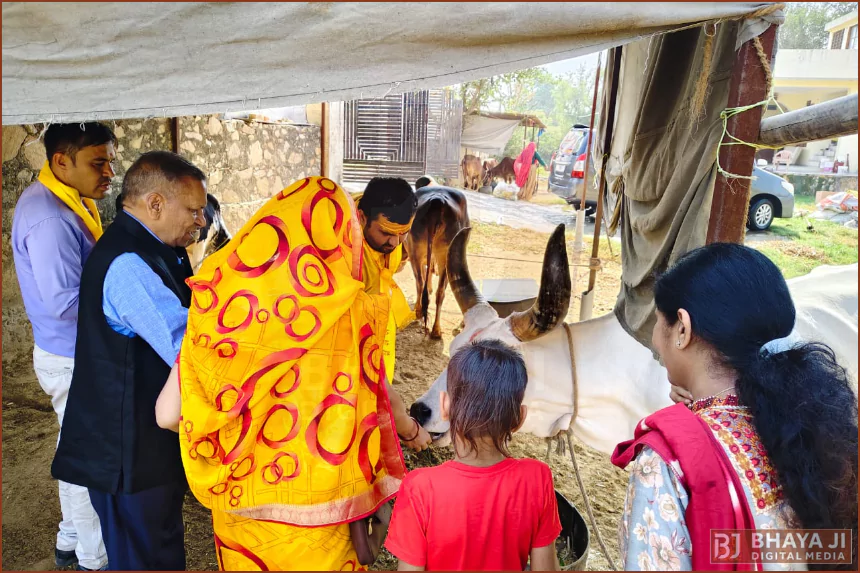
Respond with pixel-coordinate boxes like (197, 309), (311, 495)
(548, 125), (598, 215)
(747, 166), (794, 231)
(549, 125), (793, 231)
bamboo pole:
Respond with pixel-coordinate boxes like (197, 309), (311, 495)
(758, 93), (858, 147)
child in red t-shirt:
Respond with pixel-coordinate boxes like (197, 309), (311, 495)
(385, 339), (562, 571)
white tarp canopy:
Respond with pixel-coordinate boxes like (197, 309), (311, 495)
(2, 2), (781, 125)
(460, 116), (523, 155)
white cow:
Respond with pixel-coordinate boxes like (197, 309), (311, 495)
(411, 226), (858, 456)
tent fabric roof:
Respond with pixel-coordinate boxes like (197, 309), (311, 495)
(2, 2), (783, 125)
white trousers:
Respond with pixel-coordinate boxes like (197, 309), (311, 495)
(33, 345), (108, 570)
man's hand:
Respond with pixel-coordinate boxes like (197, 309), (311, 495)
(669, 384), (693, 406)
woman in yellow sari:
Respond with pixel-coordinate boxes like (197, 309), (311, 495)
(156, 177), (430, 571)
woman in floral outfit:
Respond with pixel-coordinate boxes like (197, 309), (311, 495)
(612, 243), (857, 571)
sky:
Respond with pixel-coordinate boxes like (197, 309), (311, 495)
(541, 52), (601, 76)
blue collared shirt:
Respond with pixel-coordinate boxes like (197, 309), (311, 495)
(102, 211), (187, 365)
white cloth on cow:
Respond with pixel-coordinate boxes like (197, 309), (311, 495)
(33, 345), (107, 570)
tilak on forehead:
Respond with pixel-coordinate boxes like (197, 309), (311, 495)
(377, 214), (414, 235)
(355, 192), (415, 234)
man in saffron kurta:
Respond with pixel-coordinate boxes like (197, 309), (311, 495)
(174, 177), (427, 571)
(354, 177), (418, 384)
(11, 122), (116, 571)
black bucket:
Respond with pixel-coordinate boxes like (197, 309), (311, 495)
(482, 279), (538, 319)
(555, 490), (590, 570)
(488, 297), (536, 318)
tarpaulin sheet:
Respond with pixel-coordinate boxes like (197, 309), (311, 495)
(3, 2), (784, 124)
(592, 8), (783, 350)
(461, 116), (522, 154)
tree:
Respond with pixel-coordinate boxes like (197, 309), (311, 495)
(461, 62), (597, 162)
(500, 65), (597, 159)
(778, 2), (856, 49)
(459, 68), (552, 116)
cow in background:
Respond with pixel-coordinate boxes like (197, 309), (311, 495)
(485, 156), (516, 184)
(481, 158), (498, 186)
(460, 155), (482, 190)
(186, 194), (232, 272)
(404, 185), (470, 339)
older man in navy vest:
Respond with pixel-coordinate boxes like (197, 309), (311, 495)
(52, 151), (207, 571)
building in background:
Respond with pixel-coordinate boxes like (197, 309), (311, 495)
(341, 89), (462, 189)
(767, 9), (858, 174)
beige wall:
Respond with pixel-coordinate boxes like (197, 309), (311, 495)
(835, 134), (859, 174)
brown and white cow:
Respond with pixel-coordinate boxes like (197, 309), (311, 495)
(410, 226), (859, 455)
(481, 159), (498, 186)
(404, 185), (470, 339)
(186, 193), (232, 273)
(460, 155), (482, 190)
(485, 156), (516, 184)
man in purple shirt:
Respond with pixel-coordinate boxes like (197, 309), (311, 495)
(11, 122), (116, 571)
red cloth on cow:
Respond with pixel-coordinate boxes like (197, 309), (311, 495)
(611, 403), (759, 571)
(514, 142), (536, 187)
(384, 458), (561, 571)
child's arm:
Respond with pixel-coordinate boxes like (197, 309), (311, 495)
(385, 476), (429, 571)
(532, 463), (563, 571)
(529, 543), (559, 571)
(155, 363), (181, 432)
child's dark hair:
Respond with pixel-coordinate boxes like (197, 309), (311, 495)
(655, 242), (858, 569)
(447, 339), (528, 457)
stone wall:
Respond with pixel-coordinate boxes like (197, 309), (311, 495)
(2, 119), (173, 363)
(2, 116), (320, 365)
(2, 119), (174, 234)
(781, 173), (858, 197)
(175, 116), (320, 234)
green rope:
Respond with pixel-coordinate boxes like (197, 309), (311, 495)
(716, 91), (786, 180)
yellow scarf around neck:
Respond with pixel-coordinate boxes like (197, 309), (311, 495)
(362, 242), (415, 383)
(38, 161), (103, 240)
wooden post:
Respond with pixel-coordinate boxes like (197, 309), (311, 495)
(581, 47), (622, 321)
(705, 25), (777, 245)
(171, 117), (180, 154)
(758, 93), (858, 147)
(580, 52), (603, 213)
(574, 52), (602, 262)
(320, 101), (328, 177)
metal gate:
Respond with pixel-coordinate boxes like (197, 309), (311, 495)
(343, 89), (461, 186)
(425, 89), (463, 181)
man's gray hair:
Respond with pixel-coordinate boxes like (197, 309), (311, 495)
(120, 151), (206, 205)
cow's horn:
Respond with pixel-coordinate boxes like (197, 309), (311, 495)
(447, 227), (485, 314)
(509, 224), (571, 342)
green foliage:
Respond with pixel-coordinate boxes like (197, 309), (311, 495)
(464, 62), (598, 161)
(459, 68), (553, 116)
(777, 2), (856, 49)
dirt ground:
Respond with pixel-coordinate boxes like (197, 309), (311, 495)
(1, 198), (626, 571)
